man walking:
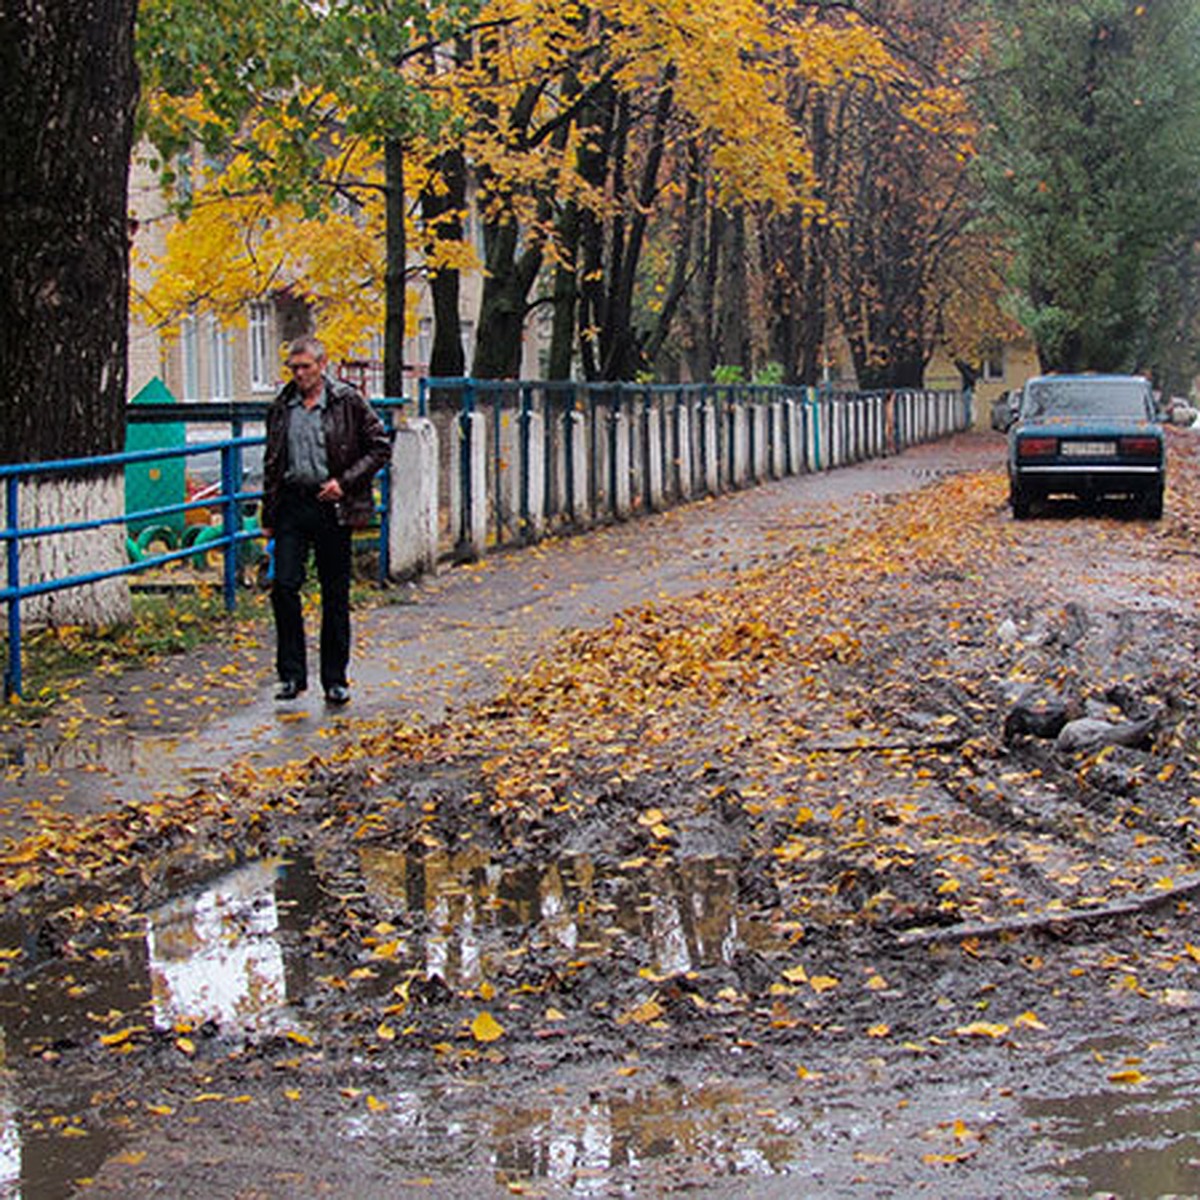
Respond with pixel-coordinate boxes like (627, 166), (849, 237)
(262, 335), (392, 705)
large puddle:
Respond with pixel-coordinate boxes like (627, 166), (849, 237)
(0, 852), (1198, 1195)
(1024, 1048), (1200, 1198)
(0, 850), (791, 1195)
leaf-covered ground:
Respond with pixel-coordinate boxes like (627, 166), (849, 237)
(4, 432), (1200, 1196)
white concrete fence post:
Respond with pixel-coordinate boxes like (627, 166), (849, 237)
(566, 409), (589, 524)
(646, 400), (664, 511)
(701, 401), (719, 494)
(751, 403), (769, 481)
(523, 409), (546, 540)
(612, 409), (632, 519)
(675, 400), (693, 500)
(463, 410), (488, 558)
(769, 401), (785, 479)
(731, 403), (749, 487)
(388, 417), (439, 579)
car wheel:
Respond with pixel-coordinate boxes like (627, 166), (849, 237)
(1140, 486), (1164, 520)
(1011, 483), (1032, 519)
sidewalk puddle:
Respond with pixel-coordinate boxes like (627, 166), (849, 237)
(0, 850), (780, 1055)
(352, 1078), (805, 1191)
(354, 846), (784, 988)
(0, 849), (789, 1195)
(1023, 1041), (1200, 1198)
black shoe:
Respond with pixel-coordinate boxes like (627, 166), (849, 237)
(276, 680), (306, 701)
(324, 685), (351, 706)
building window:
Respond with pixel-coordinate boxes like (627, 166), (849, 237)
(209, 315), (233, 399)
(249, 302), (274, 392)
(180, 313), (199, 400)
(982, 347), (1005, 382)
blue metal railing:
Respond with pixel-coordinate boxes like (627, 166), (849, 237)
(415, 379), (970, 557)
(1, 413), (403, 699)
(0, 384), (969, 699)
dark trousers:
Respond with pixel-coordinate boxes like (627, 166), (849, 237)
(270, 487), (352, 692)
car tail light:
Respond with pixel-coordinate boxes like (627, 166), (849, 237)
(1017, 436), (1057, 459)
(1118, 435), (1160, 459)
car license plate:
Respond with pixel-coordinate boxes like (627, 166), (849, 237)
(1061, 440), (1115, 457)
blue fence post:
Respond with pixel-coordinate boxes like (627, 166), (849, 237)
(519, 383), (534, 540)
(458, 379), (476, 554)
(4, 476), (21, 700)
(220, 442), (239, 612)
(378, 406), (393, 583)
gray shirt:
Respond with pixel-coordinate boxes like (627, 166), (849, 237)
(284, 388), (328, 487)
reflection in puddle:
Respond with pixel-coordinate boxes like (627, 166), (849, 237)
(1025, 1061), (1200, 1199)
(0, 850), (768, 1053)
(0, 849), (775, 1197)
(357, 848), (769, 989)
(487, 1080), (799, 1191)
(0, 858), (314, 1198)
(147, 858), (287, 1032)
(0, 1067), (124, 1200)
(357, 1079), (802, 1192)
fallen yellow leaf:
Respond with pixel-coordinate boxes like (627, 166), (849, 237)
(470, 1011), (505, 1043)
(1108, 1068), (1147, 1085)
(954, 1022), (1009, 1039)
(100, 1027), (140, 1048)
(618, 997), (666, 1026)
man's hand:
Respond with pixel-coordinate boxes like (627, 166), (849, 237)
(317, 478), (344, 502)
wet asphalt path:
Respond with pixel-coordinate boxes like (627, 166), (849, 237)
(0, 433), (1003, 845)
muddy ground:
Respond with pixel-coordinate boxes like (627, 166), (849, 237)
(3, 433), (1200, 1197)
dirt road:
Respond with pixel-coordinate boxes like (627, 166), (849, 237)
(4, 430), (1200, 1198)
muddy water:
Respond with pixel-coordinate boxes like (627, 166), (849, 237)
(0, 853), (795, 1195)
(2, 854), (1200, 1195)
(1023, 1042), (1200, 1197)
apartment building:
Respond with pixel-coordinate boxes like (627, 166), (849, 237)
(127, 151), (553, 406)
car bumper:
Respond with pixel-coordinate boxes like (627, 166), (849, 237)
(1013, 464), (1162, 496)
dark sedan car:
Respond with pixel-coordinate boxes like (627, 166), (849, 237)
(1007, 374), (1165, 519)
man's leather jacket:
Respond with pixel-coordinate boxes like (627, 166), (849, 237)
(262, 375), (392, 529)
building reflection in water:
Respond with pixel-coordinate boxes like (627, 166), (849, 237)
(146, 859), (289, 1033)
(357, 848), (753, 989)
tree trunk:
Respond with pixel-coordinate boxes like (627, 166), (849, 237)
(600, 73), (675, 382)
(1, 0), (139, 628)
(716, 208), (750, 374)
(547, 208), (579, 382)
(574, 81), (617, 381)
(473, 219), (543, 380)
(384, 139), (408, 398)
(422, 148), (466, 379)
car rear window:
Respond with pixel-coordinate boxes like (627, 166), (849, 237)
(1023, 378), (1152, 420)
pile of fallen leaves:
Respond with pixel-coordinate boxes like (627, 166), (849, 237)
(3, 437), (1200, 950)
